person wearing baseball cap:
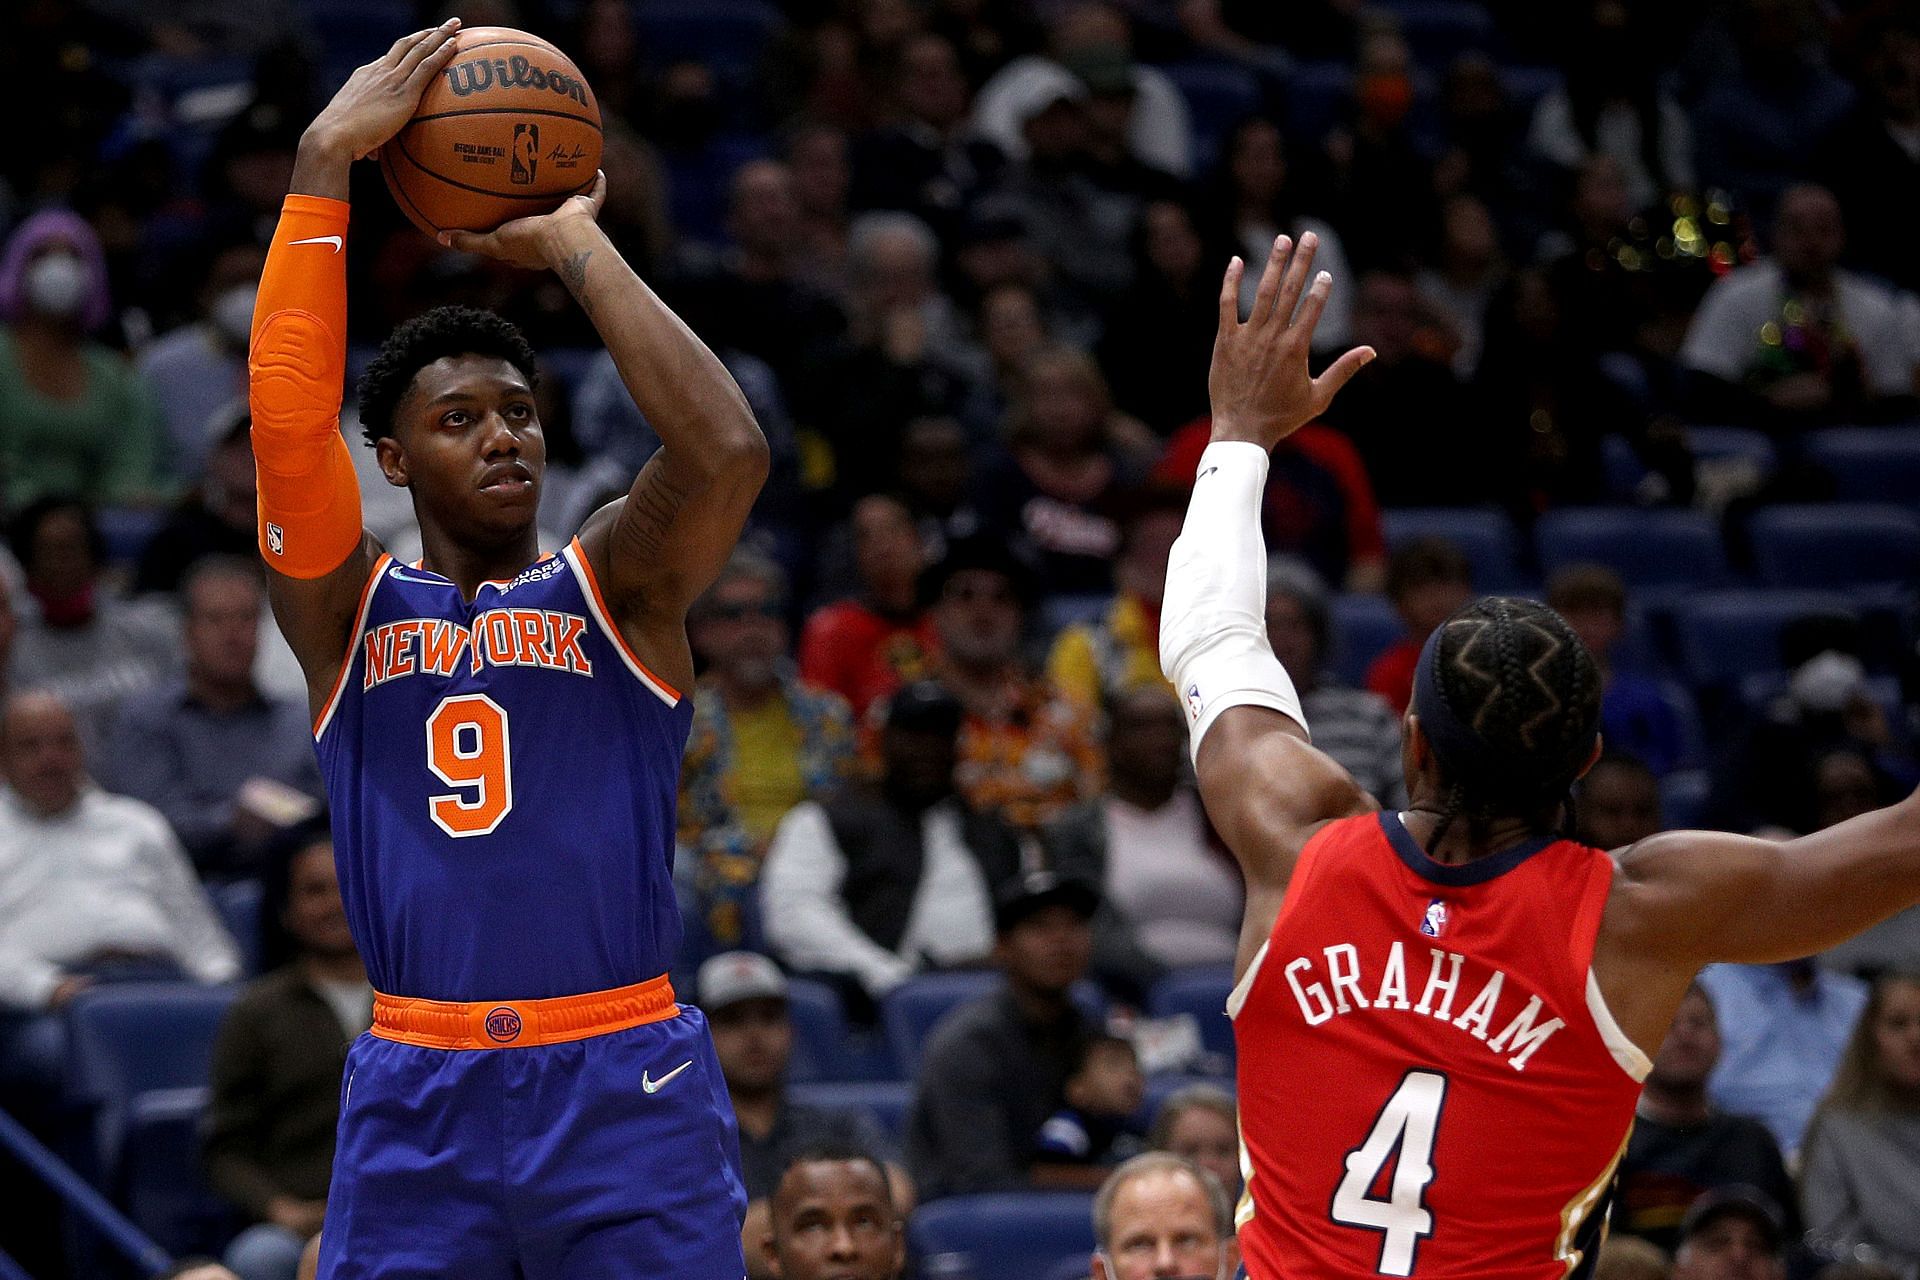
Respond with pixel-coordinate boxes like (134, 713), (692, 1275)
(1673, 1187), (1786, 1280)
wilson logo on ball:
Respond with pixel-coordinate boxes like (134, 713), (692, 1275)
(445, 55), (590, 107)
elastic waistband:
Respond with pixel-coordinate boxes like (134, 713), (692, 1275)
(371, 975), (677, 1049)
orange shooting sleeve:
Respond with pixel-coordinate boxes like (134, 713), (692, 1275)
(249, 194), (364, 579)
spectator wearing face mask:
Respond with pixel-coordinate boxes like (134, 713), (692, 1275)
(0, 210), (166, 509)
(135, 240), (266, 484)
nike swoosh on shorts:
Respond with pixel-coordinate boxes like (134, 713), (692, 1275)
(641, 1061), (693, 1094)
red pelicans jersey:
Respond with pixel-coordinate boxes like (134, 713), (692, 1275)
(1232, 812), (1649, 1280)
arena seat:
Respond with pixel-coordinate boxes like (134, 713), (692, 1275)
(1686, 425), (1778, 476)
(883, 975), (1107, 1075)
(1535, 508), (1729, 589)
(212, 880), (264, 978)
(1380, 507), (1524, 591)
(1135, 1073), (1237, 1131)
(1161, 60), (1264, 171)
(632, 0), (786, 78)
(1748, 503), (1920, 589)
(1675, 590), (1858, 689)
(910, 1193), (1097, 1280)
(784, 977), (854, 1084)
(64, 984), (238, 1186)
(122, 1086), (237, 1256)
(1803, 426), (1920, 506)
(1146, 965), (1237, 1064)
(1328, 593), (1407, 688)
(1657, 770), (1713, 831)
(786, 1080), (915, 1148)
(1377, 0), (1498, 65)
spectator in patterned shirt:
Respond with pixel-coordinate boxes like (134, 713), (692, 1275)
(681, 549), (858, 950)
(1264, 558), (1408, 808)
(924, 534), (1102, 830)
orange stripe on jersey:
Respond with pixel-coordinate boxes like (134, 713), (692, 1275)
(562, 537), (681, 704)
(313, 554), (394, 738)
(371, 974), (678, 1049)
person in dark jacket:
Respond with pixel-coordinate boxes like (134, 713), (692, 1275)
(204, 827), (369, 1280)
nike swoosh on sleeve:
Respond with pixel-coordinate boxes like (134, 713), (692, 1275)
(288, 235), (344, 253)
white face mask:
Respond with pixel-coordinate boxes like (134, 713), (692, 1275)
(23, 252), (89, 320)
(210, 284), (257, 346)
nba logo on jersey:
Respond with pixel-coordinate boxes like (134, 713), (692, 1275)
(1420, 898), (1449, 937)
(1185, 683), (1203, 723)
(266, 522), (285, 556)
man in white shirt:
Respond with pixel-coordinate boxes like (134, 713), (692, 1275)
(0, 689), (240, 1013)
(1680, 184), (1920, 426)
(761, 682), (1023, 1006)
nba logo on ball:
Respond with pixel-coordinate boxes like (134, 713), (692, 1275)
(1421, 899), (1449, 937)
(485, 1006), (524, 1043)
(265, 523), (284, 556)
(511, 124), (538, 185)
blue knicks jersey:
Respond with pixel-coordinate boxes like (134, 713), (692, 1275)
(314, 540), (692, 1002)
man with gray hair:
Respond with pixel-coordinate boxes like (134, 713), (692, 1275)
(1263, 557), (1406, 807)
(680, 547), (858, 949)
(1091, 1152), (1238, 1280)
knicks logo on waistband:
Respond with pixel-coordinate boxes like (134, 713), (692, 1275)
(485, 1007), (524, 1043)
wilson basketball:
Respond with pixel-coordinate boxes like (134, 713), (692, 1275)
(381, 27), (602, 238)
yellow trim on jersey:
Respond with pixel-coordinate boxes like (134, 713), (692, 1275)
(1555, 1127), (1632, 1277)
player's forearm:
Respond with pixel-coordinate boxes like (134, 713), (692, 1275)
(290, 130), (355, 202)
(541, 220), (767, 478)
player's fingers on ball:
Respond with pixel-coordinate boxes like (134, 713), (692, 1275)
(1217, 257), (1244, 330)
(1250, 234), (1291, 325)
(386, 28), (434, 60)
(399, 22), (461, 75)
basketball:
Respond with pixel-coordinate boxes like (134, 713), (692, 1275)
(380, 26), (602, 239)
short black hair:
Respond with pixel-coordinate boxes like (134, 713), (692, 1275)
(9, 495), (105, 570)
(1386, 537), (1473, 602)
(774, 1140), (893, 1210)
(355, 305), (539, 446)
(1425, 597), (1602, 844)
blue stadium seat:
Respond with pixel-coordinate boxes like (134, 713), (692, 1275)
(1499, 65), (1563, 114)
(786, 1080), (915, 1148)
(1675, 590), (1858, 689)
(1655, 679), (1708, 772)
(785, 977), (852, 1084)
(1328, 594), (1406, 688)
(1600, 435), (1648, 502)
(1286, 62), (1355, 141)
(1748, 504), (1920, 590)
(882, 972), (1000, 1077)
(122, 1086), (237, 1256)
(1658, 770), (1712, 831)
(1686, 426), (1777, 477)
(662, 134), (773, 246)
(910, 1193), (1097, 1280)
(1146, 966), (1237, 1064)
(1376, 0), (1498, 65)
(1045, 1257), (1094, 1280)
(1535, 508), (1729, 589)
(213, 880), (264, 978)
(65, 984), (239, 1180)
(97, 507), (168, 566)
(1803, 426), (1920, 506)
(1380, 507), (1524, 591)
(632, 0), (786, 77)
(1161, 61), (1264, 171)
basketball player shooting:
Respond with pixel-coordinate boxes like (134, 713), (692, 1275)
(1161, 232), (1920, 1280)
(249, 22), (765, 1278)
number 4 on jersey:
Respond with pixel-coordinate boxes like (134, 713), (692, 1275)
(1331, 1070), (1448, 1277)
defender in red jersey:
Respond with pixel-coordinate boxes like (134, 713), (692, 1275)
(1158, 232), (1920, 1280)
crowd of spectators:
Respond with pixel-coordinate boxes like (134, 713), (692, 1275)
(3, 0), (1920, 1276)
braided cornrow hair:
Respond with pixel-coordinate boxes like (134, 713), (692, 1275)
(1423, 597), (1603, 855)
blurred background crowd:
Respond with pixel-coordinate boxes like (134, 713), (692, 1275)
(2, 0), (1920, 1276)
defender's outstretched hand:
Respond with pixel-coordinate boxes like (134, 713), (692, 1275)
(1207, 232), (1374, 451)
(308, 21), (463, 162)
(439, 171), (608, 271)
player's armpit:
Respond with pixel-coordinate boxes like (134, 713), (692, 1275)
(250, 194), (364, 581)
(1194, 705), (1377, 895)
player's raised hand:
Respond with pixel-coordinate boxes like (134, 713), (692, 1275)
(439, 171), (608, 270)
(305, 20), (463, 162)
(1207, 232), (1374, 451)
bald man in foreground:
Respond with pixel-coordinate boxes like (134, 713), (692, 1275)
(1092, 1152), (1239, 1280)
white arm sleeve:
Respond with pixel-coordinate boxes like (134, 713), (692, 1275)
(1159, 441), (1307, 761)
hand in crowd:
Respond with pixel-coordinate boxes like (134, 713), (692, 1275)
(267, 1194), (329, 1239)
